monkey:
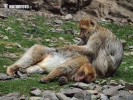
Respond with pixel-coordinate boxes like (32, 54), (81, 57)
(58, 17), (123, 78)
(7, 44), (96, 83)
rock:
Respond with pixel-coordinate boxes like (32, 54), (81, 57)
(100, 94), (109, 100)
(29, 97), (43, 100)
(64, 14), (73, 20)
(45, 39), (51, 42)
(118, 90), (130, 96)
(87, 90), (98, 95)
(0, 73), (14, 80)
(103, 87), (119, 96)
(88, 83), (96, 90)
(60, 88), (83, 97)
(100, 80), (107, 85)
(110, 80), (119, 86)
(128, 46), (133, 50)
(54, 20), (63, 25)
(70, 82), (89, 90)
(74, 90), (91, 100)
(51, 28), (65, 34)
(73, 38), (82, 44)
(110, 94), (133, 100)
(42, 90), (59, 100)
(59, 37), (65, 41)
(110, 95), (123, 100)
(2, 35), (8, 40)
(125, 83), (133, 90)
(129, 90), (133, 94)
(19, 95), (27, 100)
(91, 95), (97, 100)
(5, 27), (12, 31)
(119, 80), (127, 86)
(15, 70), (29, 79)
(0, 92), (20, 100)
(129, 66), (133, 68)
(71, 97), (79, 100)
(30, 88), (42, 96)
(56, 93), (71, 100)
(65, 29), (78, 35)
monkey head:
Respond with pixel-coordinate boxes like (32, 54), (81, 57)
(74, 63), (96, 83)
(78, 17), (97, 43)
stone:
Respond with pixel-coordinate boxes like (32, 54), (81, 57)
(125, 83), (133, 90)
(56, 93), (71, 100)
(42, 90), (59, 100)
(71, 97), (79, 100)
(60, 88), (83, 97)
(128, 46), (133, 49)
(100, 93), (109, 100)
(29, 97), (43, 100)
(91, 95), (97, 100)
(88, 83), (96, 90)
(70, 82), (89, 90)
(120, 39), (127, 48)
(110, 80), (119, 86)
(103, 87), (118, 96)
(30, 88), (42, 96)
(54, 20), (63, 25)
(100, 80), (107, 85)
(119, 80), (127, 86)
(2, 35), (8, 40)
(74, 90), (91, 100)
(129, 66), (133, 68)
(110, 95), (133, 100)
(0, 92), (20, 100)
(87, 90), (98, 95)
(118, 90), (130, 96)
(0, 73), (14, 80)
(16, 70), (29, 79)
(64, 14), (73, 20)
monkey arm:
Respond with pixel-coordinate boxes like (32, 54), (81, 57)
(66, 36), (102, 58)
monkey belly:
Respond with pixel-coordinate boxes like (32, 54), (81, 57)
(37, 52), (71, 73)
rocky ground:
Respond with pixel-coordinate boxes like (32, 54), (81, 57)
(0, 0), (133, 25)
(0, 73), (133, 100)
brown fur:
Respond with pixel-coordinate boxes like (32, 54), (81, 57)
(7, 44), (96, 83)
(59, 17), (123, 78)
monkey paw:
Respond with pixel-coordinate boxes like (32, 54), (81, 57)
(39, 79), (49, 84)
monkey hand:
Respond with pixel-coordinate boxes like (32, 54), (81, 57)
(56, 45), (70, 51)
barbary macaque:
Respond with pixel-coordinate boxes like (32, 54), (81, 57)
(59, 17), (123, 78)
(7, 44), (96, 83)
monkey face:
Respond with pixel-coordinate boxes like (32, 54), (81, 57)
(74, 63), (96, 83)
(78, 17), (97, 41)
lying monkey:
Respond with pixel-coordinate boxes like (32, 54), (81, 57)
(7, 44), (96, 83)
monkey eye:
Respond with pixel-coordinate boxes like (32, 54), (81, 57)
(78, 71), (85, 76)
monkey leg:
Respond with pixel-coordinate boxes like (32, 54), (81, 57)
(7, 44), (48, 75)
(92, 50), (115, 78)
(26, 64), (46, 74)
(40, 56), (89, 83)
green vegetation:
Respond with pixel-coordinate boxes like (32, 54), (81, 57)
(0, 15), (133, 95)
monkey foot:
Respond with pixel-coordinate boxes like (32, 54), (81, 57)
(58, 76), (68, 86)
(39, 79), (49, 84)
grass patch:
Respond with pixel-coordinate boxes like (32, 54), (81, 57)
(0, 15), (133, 95)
